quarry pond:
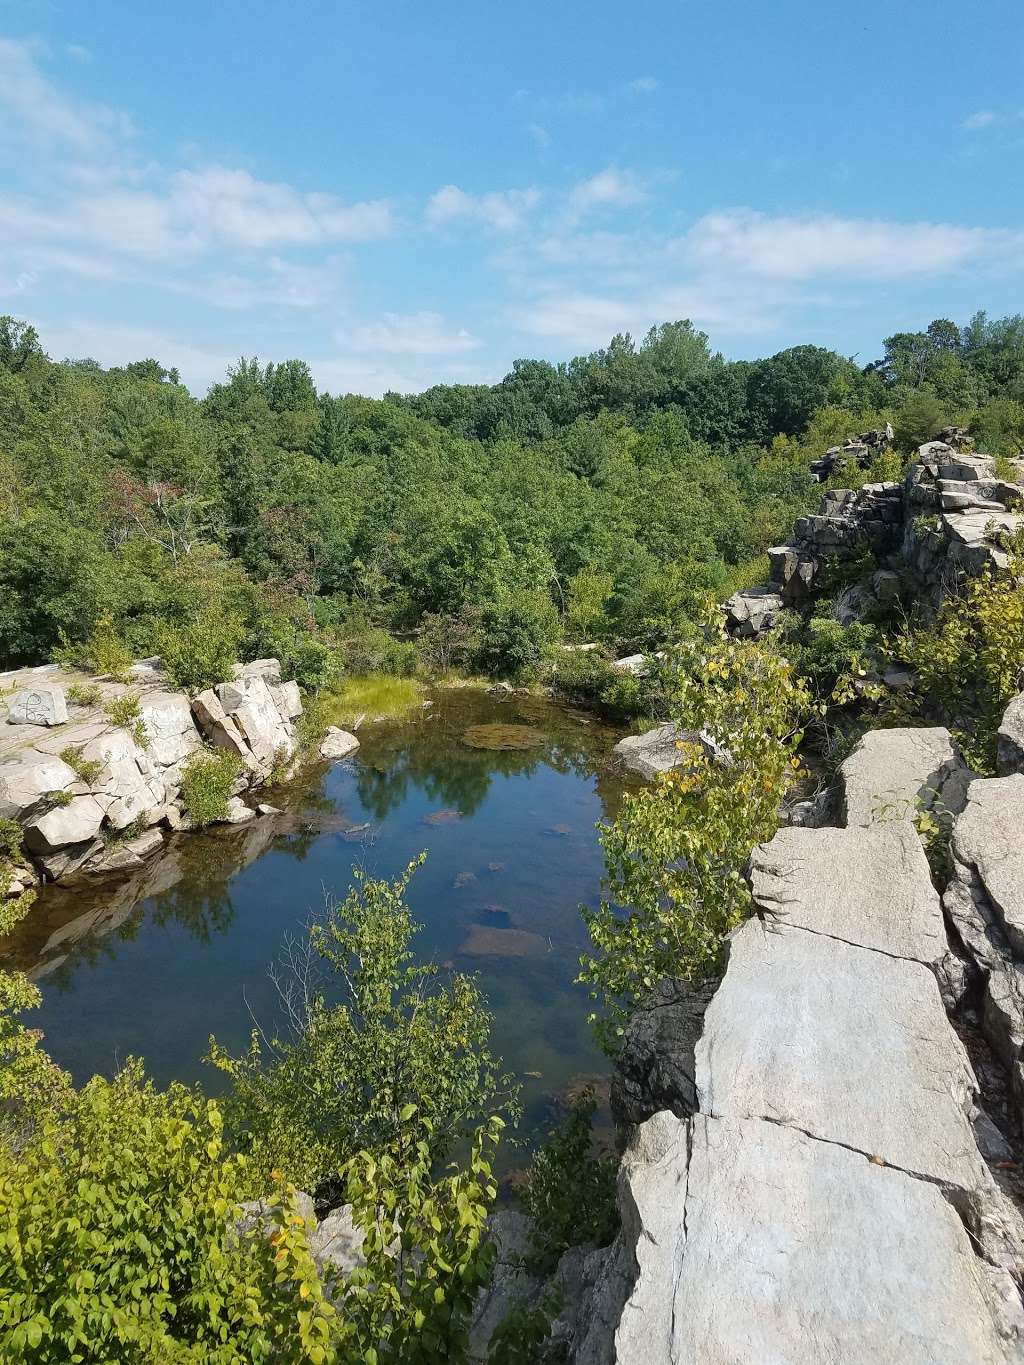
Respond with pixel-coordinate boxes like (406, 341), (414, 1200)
(2, 688), (637, 1145)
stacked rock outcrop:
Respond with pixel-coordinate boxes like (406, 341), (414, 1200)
(0, 656), (328, 885)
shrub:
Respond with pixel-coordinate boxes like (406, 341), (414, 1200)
(102, 691), (148, 748)
(887, 537), (1024, 771)
(332, 1112), (503, 1364)
(0, 1061), (336, 1362)
(65, 682), (103, 708)
(208, 858), (518, 1195)
(58, 745), (104, 785)
(154, 612), (244, 692)
(180, 747), (242, 826)
(476, 591), (561, 680)
(579, 628), (812, 1048)
(0, 821), (72, 1148)
(53, 616), (134, 683)
(518, 1087), (618, 1272)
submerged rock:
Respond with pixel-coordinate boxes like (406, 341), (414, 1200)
(461, 723), (545, 750)
(319, 727), (360, 760)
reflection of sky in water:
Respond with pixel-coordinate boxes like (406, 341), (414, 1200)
(9, 691), (634, 1144)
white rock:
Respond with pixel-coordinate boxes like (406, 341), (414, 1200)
(25, 794), (108, 853)
(222, 796), (254, 824)
(0, 753), (78, 821)
(7, 685), (68, 727)
(270, 679), (302, 720)
(615, 1111), (1016, 1365)
(749, 821), (945, 965)
(997, 692), (1024, 776)
(838, 725), (971, 827)
(320, 727), (360, 761)
(613, 724), (703, 780)
(138, 691), (203, 769)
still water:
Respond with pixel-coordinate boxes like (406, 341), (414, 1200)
(3, 689), (636, 1142)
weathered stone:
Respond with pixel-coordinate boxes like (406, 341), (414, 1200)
(222, 796), (254, 825)
(24, 794), (107, 853)
(270, 680), (302, 721)
(723, 587), (782, 638)
(696, 917), (983, 1188)
(79, 728), (165, 831)
(950, 776), (1024, 959)
(308, 1204), (368, 1276)
(0, 753), (78, 821)
(469, 1212), (542, 1360)
(749, 821), (945, 965)
(610, 653), (647, 675)
(191, 689), (256, 770)
(257, 802), (283, 816)
(838, 725), (971, 827)
(320, 727), (360, 761)
(138, 691), (203, 769)
(612, 975), (720, 1128)
(997, 692), (1024, 776)
(234, 658), (282, 686)
(34, 837), (104, 881)
(7, 685), (68, 727)
(614, 1111), (1017, 1365)
(613, 723), (702, 780)
(223, 676), (293, 770)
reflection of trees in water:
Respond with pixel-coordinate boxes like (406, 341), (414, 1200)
(353, 692), (626, 823)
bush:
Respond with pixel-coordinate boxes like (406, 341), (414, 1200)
(518, 1087), (618, 1272)
(208, 858), (517, 1196)
(180, 747), (243, 825)
(58, 746), (104, 785)
(476, 591), (561, 680)
(579, 628), (812, 1048)
(53, 616), (133, 682)
(102, 691), (148, 748)
(888, 537), (1024, 771)
(154, 612), (244, 692)
(0, 1061), (336, 1362)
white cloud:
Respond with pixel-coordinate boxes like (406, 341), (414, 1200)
(963, 110), (996, 131)
(527, 122), (551, 149)
(627, 76), (658, 95)
(65, 43), (92, 63)
(169, 167), (393, 248)
(426, 184), (541, 233)
(0, 37), (131, 152)
(345, 311), (481, 355)
(569, 168), (647, 216)
(684, 210), (1021, 280)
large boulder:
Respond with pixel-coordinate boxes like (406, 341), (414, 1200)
(0, 752), (77, 821)
(24, 794), (108, 854)
(138, 691), (203, 769)
(613, 723), (704, 780)
(191, 689), (257, 771)
(997, 692), (1024, 775)
(614, 1111), (1018, 1365)
(320, 728), (360, 761)
(837, 725), (972, 828)
(7, 685), (68, 727)
(722, 587), (782, 638)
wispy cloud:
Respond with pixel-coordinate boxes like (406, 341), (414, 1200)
(626, 75), (658, 95)
(684, 210), (1022, 280)
(426, 184), (541, 233)
(569, 167), (648, 217)
(962, 109), (996, 131)
(0, 36), (131, 152)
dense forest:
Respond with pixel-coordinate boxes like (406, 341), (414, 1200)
(3, 311), (1024, 1360)
(2, 311), (1023, 688)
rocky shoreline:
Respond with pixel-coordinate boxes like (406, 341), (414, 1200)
(0, 656), (356, 890)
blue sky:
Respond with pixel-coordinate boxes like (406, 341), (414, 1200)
(0, 0), (1021, 395)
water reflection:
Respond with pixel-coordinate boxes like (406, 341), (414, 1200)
(1, 688), (636, 1142)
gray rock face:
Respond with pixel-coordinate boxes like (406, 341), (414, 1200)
(320, 727), (360, 761)
(722, 587), (783, 638)
(837, 725), (971, 827)
(614, 1111), (1016, 1365)
(0, 753), (77, 821)
(613, 723), (703, 779)
(696, 916), (983, 1189)
(612, 975), (720, 1128)
(944, 774), (1024, 1129)
(7, 685), (68, 727)
(25, 794), (108, 853)
(748, 821), (945, 965)
(998, 692), (1024, 775)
